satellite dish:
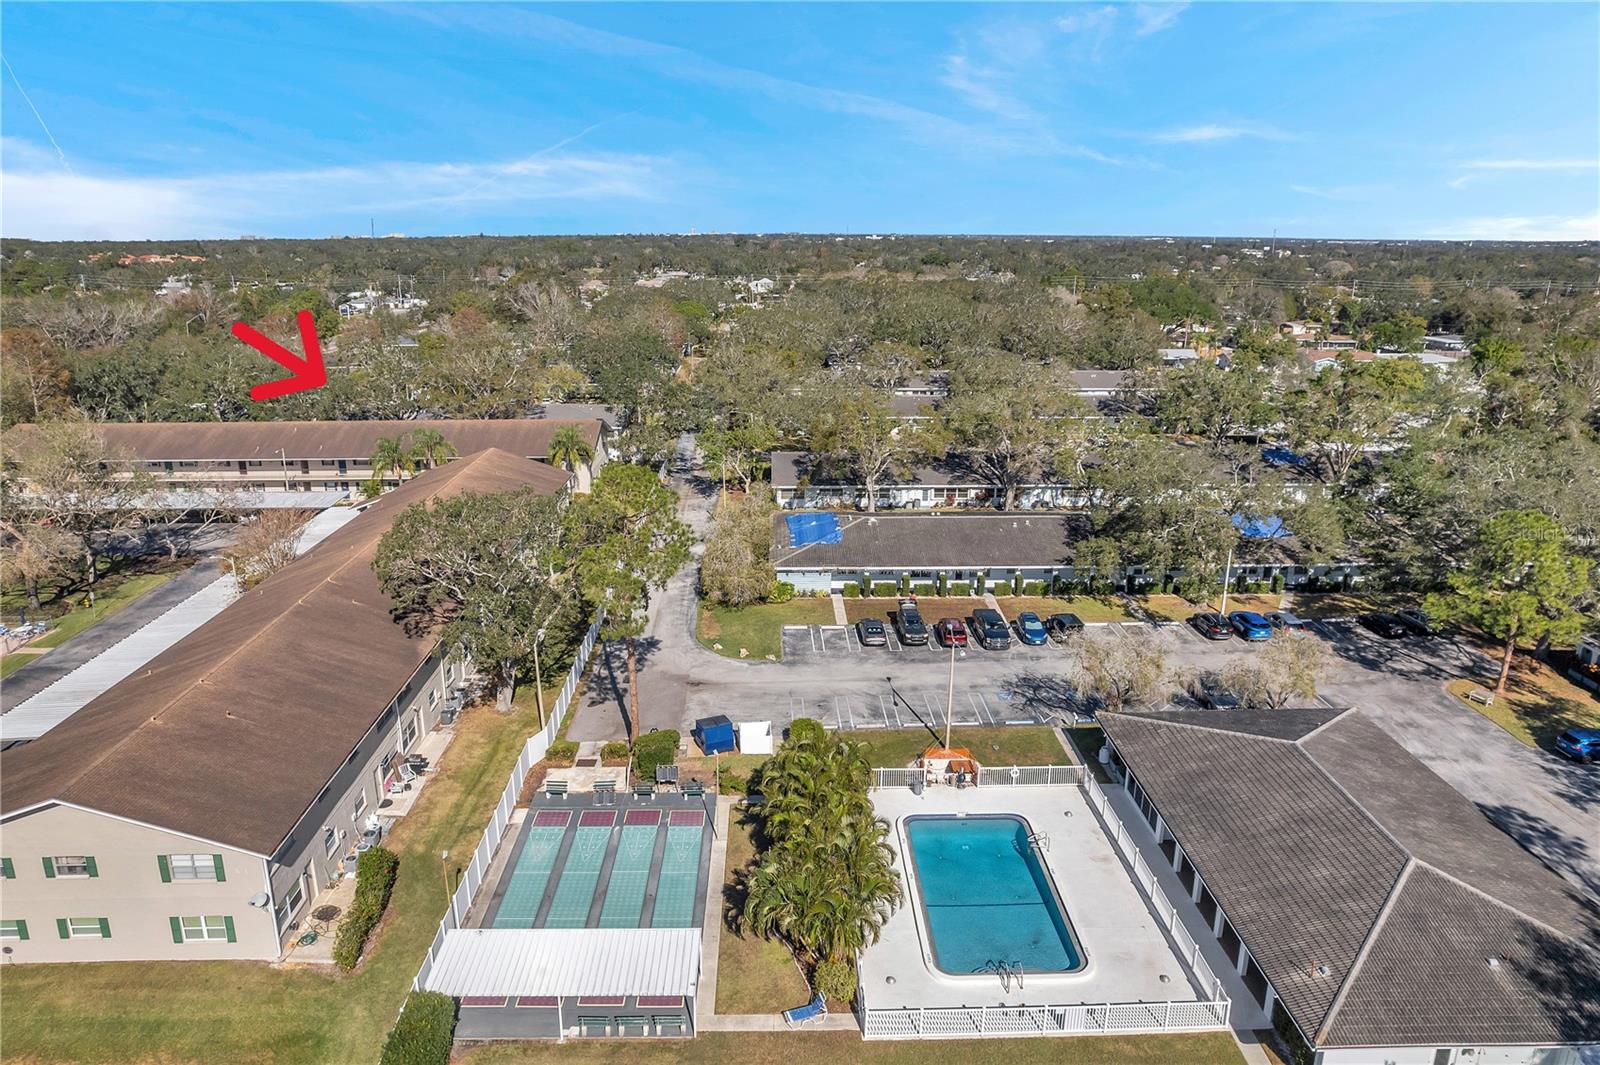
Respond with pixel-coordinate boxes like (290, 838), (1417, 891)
(248, 892), (271, 909)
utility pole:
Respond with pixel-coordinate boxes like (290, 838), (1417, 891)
(1219, 543), (1235, 617)
(944, 636), (962, 749)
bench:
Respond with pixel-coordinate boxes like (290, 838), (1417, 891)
(1465, 687), (1496, 707)
(681, 780), (705, 799)
(545, 779), (569, 798)
(632, 782), (655, 800)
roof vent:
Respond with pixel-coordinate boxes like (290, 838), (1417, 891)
(1315, 964), (1331, 977)
(1486, 956), (1502, 969)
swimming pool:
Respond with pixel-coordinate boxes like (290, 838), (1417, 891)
(904, 814), (1085, 976)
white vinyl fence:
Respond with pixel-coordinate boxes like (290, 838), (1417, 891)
(870, 765), (1086, 789)
(413, 614), (603, 992)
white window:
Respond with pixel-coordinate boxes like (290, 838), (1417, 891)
(51, 856), (92, 877)
(400, 716), (418, 749)
(167, 854), (219, 881)
(428, 689), (438, 708)
(323, 827), (339, 858)
(352, 790), (367, 819)
(0, 921), (25, 940)
(445, 663), (456, 683)
(179, 915), (230, 942)
(275, 881), (305, 928)
(66, 917), (106, 938)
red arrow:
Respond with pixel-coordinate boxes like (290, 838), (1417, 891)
(232, 310), (328, 401)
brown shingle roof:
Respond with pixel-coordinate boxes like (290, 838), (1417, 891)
(5, 418), (602, 463)
(0, 449), (570, 855)
(1099, 708), (1600, 1048)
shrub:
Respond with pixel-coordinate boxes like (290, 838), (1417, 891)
(912, 583), (935, 596)
(871, 582), (898, 597)
(634, 728), (680, 780)
(544, 740), (579, 766)
(936, 573), (948, 595)
(1022, 580), (1047, 596)
(1011, 572), (1024, 595)
(1272, 1001), (1315, 1065)
(381, 990), (456, 1065)
(991, 582), (1012, 596)
(840, 584), (858, 598)
(600, 741), (630, 763)
(814, 959), (857, 1006)
(788, 717), (826, 745)
(768, 581), (796, 604)
(858, 575), (871, 596)
(332, 845), (399, 971)
(1270, 572), (1285, 593)
(898, 573), (911, 594)
(949, 581), (971, 595)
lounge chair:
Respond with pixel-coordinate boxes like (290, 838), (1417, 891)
(783, 993), (827, 1028)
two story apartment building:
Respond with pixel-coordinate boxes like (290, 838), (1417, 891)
(0, 449), (571, 962)
(6, 417), (608, 495)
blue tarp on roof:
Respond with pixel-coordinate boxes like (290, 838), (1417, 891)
(1233, 513), (1291, 539)
(1262, 447), (1310, 469)
(786, 512), (843, 546)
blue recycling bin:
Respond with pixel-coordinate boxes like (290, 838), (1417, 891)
(694, 715), (736, 756)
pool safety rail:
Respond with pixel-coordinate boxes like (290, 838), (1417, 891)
(871, 764), (1087, 789)
(414, 612), (603, 992)
(856, 766), (1231, 1040)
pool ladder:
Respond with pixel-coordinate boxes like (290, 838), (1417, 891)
(978, 959), (1026, 993)
(1026, 831), (1050, 852)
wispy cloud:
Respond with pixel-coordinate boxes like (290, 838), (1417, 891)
(1147, 123), (1295, 144)
(1132, 3), (1190, 36)
(940, 54), (1036, 123)
(0, 137), (667, 239)
(1427, 212), (1600, 242)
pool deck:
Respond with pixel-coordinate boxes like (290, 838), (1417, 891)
(862, 784), (1228, 1018)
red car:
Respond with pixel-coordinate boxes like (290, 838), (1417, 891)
(935, 617), (968, 647)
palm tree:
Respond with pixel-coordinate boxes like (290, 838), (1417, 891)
(406, 427), (457, 471)
(370, 435), (414, 484)
(744, 727), (901, 965)
(547, 425), (594, 475)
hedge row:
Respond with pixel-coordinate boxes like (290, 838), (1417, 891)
(380, 990), (457, 1065)
(331, 845), (399, 971)
(635, 728), (680, 781)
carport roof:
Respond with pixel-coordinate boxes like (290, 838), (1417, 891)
(422, 928), (700, 998)
(770, 511), (1088, 570)
(1099, 707), (1600, 1049)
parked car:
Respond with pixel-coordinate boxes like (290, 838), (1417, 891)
(1195, 676), (1242, 709)
(856, 617), (888, 647)
(1359, 612), (1410, 639)
(1015, 611), (1049, 646)
(1188, 612), (1232, 640)
(895, 598), (929, 645)
(970, 608), (1011, 650)
(1395, 608), (1435, 637)
(1046, 613), (1085, 642)
(934, 617), (968, 648)
(1228, 611), (1274, 641)
(1266, 610), (1308, 631)
(1554, 728), (1600, 763)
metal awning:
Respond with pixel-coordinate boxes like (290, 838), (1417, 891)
(421, 928), (700, 998)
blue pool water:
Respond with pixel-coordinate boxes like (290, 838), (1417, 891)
(905, 815), (1085, 975)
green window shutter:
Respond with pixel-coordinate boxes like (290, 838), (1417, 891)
(84, 856), (98, 879)
(42, 857), (56, 879)
(170, 917), (184, 944)
(157, 855), (172, 883)
(14, 920), (26, 941)
(97, 918), (110, 939)
(223, 916), (236, 943)
(1, 857), (13, 878)
(56, 918), (69, 939)
(212, 855), (227, 882)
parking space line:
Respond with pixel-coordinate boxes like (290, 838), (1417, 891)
(967, 690), (993, 726)
(880, 692), (900, 729)
(839, 694), (855, 729)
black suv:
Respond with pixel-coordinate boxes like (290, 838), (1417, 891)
(970, 608), (1011, 650)
(895, 598), (929, 645)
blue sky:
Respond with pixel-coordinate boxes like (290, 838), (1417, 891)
(3, 2), (1596, 240)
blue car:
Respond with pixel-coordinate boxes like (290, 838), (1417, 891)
(1554, 728), (1600, 763)
(1015, 612), (1049, 646)
(1228, 610), (1274, 641)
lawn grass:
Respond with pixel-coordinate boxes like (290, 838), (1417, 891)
(27, 570), (183, 649)
(1002, 595), (1135, 623)
(461, 1031), (1246, 1065)
(843, 596), (984, 624)
(1288, 591), (1414, 620)
(841, 725), (1072, 768)
(1140, 593), (1281, 623)
(1063, 724), (1111, 782)
(0, 650), (46, 678)
(1445, 655), (1600, 751)
(698, 598), (837, 660)
(679, 751), (771, 793)
(0, 681), (564, 1065)
(715, 808), (810, 1014)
